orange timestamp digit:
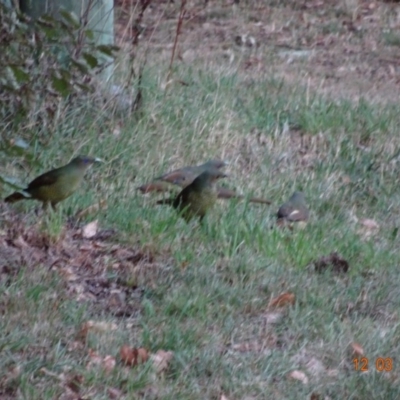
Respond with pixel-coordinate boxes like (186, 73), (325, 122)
(353, 357), (393, 372)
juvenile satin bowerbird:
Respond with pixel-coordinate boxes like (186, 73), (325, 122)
(138, 159), (271, 205)
(156, 168), (227, 222)
(137, 159), (227, 194)
(4, 155), (102, 210)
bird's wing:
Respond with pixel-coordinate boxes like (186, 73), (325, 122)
(159, 170), (198, 186)
(137, 180), (178, 194)
(277, 204), (293, 219)
(278, 205), (308, 221)
(27, 169), (61, 189)
(173, 184), (193, 208)
(286, 208), (303, 221)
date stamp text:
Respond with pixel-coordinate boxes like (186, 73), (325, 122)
(353, 357), (393, 372)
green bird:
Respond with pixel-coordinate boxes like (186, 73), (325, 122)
(4, 155), (102, 210)
(277, 191), (309, 224)
(156, 168), (227, 222)
(137, 159), (272, 205)
(138, 159), (228, 193)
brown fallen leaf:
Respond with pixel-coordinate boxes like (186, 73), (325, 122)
(87, 350), (116, 373)
(67, 340), (84, 352)
(13, 235), (29, 249)
(314, 252), (349, 274)
(269, 292), (295, 309)
(120, 345), (149, 367)
(120, 345), (137, 366)
(79, 243), (94, 251)
(2, 364), (22, 387)
(138, 348), (149, 364)
(59, 266), (79, 281)
(289, 370), (309, 384)
(87, 349), (103, 367)
(82, 220), (98, 239)
(103, 355), (117, 373)
(7, 365), (22, 380)
(151, 350), (174, 373)
(351, 342), (364, 357)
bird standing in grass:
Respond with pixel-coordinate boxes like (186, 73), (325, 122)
(277, 191), (309, 226)
(137, 159), (228, 193)
(4, 156), (102, 210)
(138, 159), (271, 205)
(156, 168), (227, 222)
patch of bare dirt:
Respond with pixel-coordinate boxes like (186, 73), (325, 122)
(115, 0), (400, 103)
(0, 204), (165, 317)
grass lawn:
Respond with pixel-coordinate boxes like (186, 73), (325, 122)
(1, 1), (400, 399)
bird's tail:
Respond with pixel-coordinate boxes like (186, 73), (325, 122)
(4, 192), (28, 203)
(155, 198), (175, 206)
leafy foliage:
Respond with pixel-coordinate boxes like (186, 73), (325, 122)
(0, 4), (118, 134)
(0, 3), (118, 189)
